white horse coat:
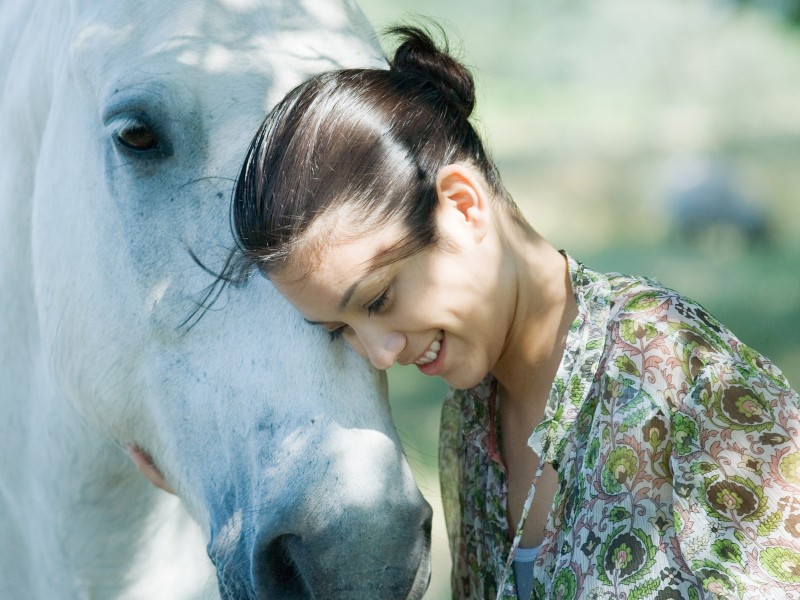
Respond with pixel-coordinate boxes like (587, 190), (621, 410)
(0, 1), (431, 598)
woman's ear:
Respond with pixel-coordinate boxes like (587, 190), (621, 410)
(435, 164), (490, 241)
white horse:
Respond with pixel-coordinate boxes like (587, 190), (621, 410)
(0, 1), (432, 598)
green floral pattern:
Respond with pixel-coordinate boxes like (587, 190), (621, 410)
(439, 255), (800, 599)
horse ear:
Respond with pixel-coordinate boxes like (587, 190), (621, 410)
(126, 444), (176, 494)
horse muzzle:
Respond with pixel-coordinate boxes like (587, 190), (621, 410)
(210, 496), (432, 600)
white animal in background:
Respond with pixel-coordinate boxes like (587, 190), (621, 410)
(0, 1), (432, 598)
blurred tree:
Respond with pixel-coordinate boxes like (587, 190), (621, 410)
(732, 0), (800, 24)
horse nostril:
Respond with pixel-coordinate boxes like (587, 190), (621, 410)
(423, 511), (433, 543)
(254, 533), (311, 598)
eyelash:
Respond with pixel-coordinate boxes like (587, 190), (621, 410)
(367, 288), (390, 316)
(325, 286), (392, 342)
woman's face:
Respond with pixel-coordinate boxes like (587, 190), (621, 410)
(271, 173), (514, 389)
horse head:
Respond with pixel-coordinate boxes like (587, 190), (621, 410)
(0, 1), (431, 598)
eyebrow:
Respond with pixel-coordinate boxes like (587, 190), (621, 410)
(339, 278), (364, 311)
(304, 240), (404, 326)
(300, 274), (372, 327)
(337, 239), (410, 310)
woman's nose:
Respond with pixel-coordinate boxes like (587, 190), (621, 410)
(351, 329), (406, 370)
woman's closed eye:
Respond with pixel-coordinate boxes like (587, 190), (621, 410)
(303, 319), (348, 341)
(367, 287), (391, 316)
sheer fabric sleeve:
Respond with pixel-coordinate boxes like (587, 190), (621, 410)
(439, 387), (466, 598)
(670, 346), (800, 599)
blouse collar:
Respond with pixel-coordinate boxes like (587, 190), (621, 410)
(527, 253), (611, 464)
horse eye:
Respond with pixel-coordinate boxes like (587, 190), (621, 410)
(116, 119), (160, 152)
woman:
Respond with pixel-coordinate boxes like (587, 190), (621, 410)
(231, 25), (800, 600)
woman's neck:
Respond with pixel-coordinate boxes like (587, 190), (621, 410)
(491, 226), (577, 421)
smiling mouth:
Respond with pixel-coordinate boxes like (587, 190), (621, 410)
(414, 331), (443, 365)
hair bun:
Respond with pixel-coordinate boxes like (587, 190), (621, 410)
(387, 25), (476, 118)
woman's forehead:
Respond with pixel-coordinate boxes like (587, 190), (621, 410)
(276, 213), (407, 286)
(306, 205), (405, 257)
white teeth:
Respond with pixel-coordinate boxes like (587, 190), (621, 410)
(415, 331), (444, 365)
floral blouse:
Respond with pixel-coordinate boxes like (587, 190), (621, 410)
(439, 254), (800, 600)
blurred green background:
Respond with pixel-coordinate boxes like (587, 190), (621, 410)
(356, 1), (800, 597)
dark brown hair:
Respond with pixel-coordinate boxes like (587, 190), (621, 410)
(232, 24), (512, 277)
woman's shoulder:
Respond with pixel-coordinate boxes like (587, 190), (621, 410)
(589, 265), (795, 401)
(603, 270), (689, 319)
(569, 256), (702, 334)
(600, 269), (735, 357)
